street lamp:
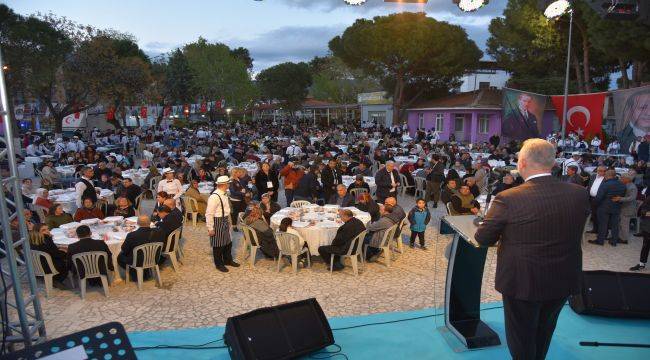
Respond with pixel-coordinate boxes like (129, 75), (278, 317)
(541, 0), (573, 145)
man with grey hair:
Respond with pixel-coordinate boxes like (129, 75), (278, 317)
(374, 160), (400, 203)
(586, 166), (607, 233)
(117, 215), (164, 269)
(615, 172), (638, 244)
(318, 209), (365, 271)
(591, 170), (626, 246)
(476, 138), (589, 360)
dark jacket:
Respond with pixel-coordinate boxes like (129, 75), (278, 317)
(294, 172), (320, 200)
(67, 237), (114, 279)
(329, 217), (366, 254)
(594, 178), (627, 213)
(375, 168), (401, 200)
(425, 162), (445, 183)
(328, 193), (355, 207)
(355, 200), (380, 222)
(118, 227), (164, 267)
(321, 167), (342, 192)
(475, 176), (590, 301)
(156, 209), (183, 248)
(31, 235), (67, 276)
(407, 207), (432, 227)
(254, 169), (279, 198)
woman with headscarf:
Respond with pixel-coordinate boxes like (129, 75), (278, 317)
(33, 188), (53, 213)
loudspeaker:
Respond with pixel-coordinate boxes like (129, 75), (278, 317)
(570, 270), (650, 318)
(224, 298), (334, 360)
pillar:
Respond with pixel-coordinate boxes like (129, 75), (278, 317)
(470, 112), (478, 144)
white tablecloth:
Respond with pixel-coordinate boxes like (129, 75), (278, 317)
(122, 169), (149, 186)
(24, 156), (43, 165)
(229, 162), (258, 177)
(44, 188), (114, 214)
(55, 165), (77, 177)
(269, 205), (371, 255)
(51, 216), (139, 280)
(342, 176), (376, 194)
(18, 164), (35, 179)
(182, 182), (214, 200)
(393, 156), (418, 164)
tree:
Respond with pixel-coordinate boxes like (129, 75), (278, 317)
(309, 56), (380, 104)
(230, 47), (254, 71)
(183, 38), (257, 116)
(165, 49), (194, 105)
(257, 62), (313, 113)
(330, 12), (482, 124)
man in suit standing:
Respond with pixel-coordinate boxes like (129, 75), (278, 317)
(562, 165), (583, 185)
(586, 166), (607, 233)
(425, 155), (445, 208)
(590, 170), (627, 246)
(375, 161), (400, 203)
(318, 209), (365, 271)
(156, 200), (183, 250)
(321, 159), (342, 204)
(616, 172), (638, 245)
(118, 215), (164, 268)
(475, 139), (590, 360)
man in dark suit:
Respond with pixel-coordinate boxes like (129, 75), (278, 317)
(586, 166), (607, 233)
(321, 159), (342, 203)
(475, 139), (590, 360)
(425, 155), (445, 208)
(590, 169), (627, 246)
(562, 165), (583, 186)
(328, 184), (355, 207)
(503, 93), (540, 140)
(155, 204), (182, 250)
(121, 177), (142, 207)
(294, 165), (321, 202)
(374, 161), (400, 203)
(318, 209), (365, 271)
(67, 225), (114, 280)
(117, 215), (164, 268)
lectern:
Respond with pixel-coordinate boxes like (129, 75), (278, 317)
(439, 215), (501, 350)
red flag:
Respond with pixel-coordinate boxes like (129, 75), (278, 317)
(183, 104), (190, 114)
(106, 106), (115, 121)
(215, 100), (222, 109)
(200, 101), (207, 113)
(140, 106), (147, 118)
(551, 93), (607, 140)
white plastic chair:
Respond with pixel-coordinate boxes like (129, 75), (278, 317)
(240, 224), (261, 267)
(162, 229), (182, 271)
(414, 177), (427, 199)
(349, 188), (369, 200)
(331, 230), (367, 276)
(126, 242), (163, 290)
(134, 193), (144, 215)
(399, 174), (414, 196)
(393, 218), (408, 254)
(182, 196), (199, 226)
(31, 250), (58, 297)
(446, 202), (453, 215)
(290, 200), (311, 208)
(71, 252), (111, 299)
(364, 224), (398, 268)
(275, 232), (310, 273)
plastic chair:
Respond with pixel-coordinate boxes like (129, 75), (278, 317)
(134, 193), (144, 215)
(239, 224), (261, 267)
(446, 202), (453, 215)
(331, 230), (367, 276)
(182, 196), (199, 226)
(125, 243), (163, 290)
(150, 176), (162, 193)
(162, 229), (182, 272)
(364, 224), (398, 268)
(275, 232), (310, 273)
(290, 200), (311, 208)
(393, 218), (408, 254)
(414, 177), (427, 199)
(399, 174), (414, 196)
(71, 252), (111, 299)
(237, 212), (246, 230)
(349, 188), (369, 200)
(31, 250), (59, 297)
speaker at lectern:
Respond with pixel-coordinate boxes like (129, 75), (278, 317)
(439, 215), (501, 350)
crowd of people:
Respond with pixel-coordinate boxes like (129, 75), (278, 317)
(2, 119), (648, 288)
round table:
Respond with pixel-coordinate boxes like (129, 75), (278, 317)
(43, 188), (114, 214)
(342, 176), (376, 195)
(269, 205), (371, 255)
(55, 165), (77, 178)
(393, 156), (418, 164)
(228, 162), (258, 177)
(122, 169), (150, 186)
(51, 216), (140, 280)
(182, 182), (214, 200)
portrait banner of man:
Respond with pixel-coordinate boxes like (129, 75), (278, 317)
(502, 88), (547, 141)
(612, 85), (650, 153)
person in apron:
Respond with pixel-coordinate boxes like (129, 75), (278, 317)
(206, 176), (239, 272)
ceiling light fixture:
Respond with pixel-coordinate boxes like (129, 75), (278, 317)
(455, 0), (488, 12)
(344, 0), (367, 5)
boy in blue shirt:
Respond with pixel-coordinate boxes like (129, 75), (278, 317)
(408, 198), (431, 249)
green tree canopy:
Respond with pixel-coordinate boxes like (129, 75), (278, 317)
(257, 62), (313, 112)
(309, 56), (380, 104)
(329, 12), (482, 123)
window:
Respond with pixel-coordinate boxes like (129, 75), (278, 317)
(435, 113), (444, 131)
(479, 81), (490, 89)
(368, 111), (386, 126)
(454, 115), (465, 131)
(418, 113), (424, 129)
(479, 114), (490, 134)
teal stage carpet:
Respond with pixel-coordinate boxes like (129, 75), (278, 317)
(128, 303), (650, 359)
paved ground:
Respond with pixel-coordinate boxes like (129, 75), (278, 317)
(35, 192), (645, 339)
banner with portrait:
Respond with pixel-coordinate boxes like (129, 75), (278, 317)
(612, 85), (650, 153)
(502, 88), (547, 140)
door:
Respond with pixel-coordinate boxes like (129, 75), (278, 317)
(454, 115), (465, 141)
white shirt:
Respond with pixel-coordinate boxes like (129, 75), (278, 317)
(157, 178), (183, 199)
(389, 170), (396, 187)
(286, 145), (302, 157)
(590, 176), (604, 197)
(525, 173), (552, 182)
(591, 138), (601, 147)
(607, 142), (620, 153)
(26, 144), (39, 156)
(205, 189), (231, 231)
(75, 176), (93, 207)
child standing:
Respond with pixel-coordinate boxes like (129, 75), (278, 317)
(408, 198), (431, 249)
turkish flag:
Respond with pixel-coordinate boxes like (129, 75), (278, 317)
(215, 100), (222, 109)
(140, 106), (147, 118)
(200, 101), (207, 113)
(163, 106), (171, 117)
(551, 93), (607, 140)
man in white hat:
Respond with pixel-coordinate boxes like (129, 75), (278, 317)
(286, 139), (302, 158)
(157, 168), (183, 207)
(206, 175), (239, 272)
(562, 152), (582, 176)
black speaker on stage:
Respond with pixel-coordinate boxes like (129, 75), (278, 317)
(570, 270), (650, 319)
(224, 298), (334, 360)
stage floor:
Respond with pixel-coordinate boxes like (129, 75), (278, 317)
(128, 302), (650, 359)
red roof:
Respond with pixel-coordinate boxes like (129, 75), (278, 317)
(410, 89), (502, 110)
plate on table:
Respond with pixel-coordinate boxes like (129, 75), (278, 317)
(103, 216), (124, 223)
(80, 218), (99, 225)
(125, 216), (138, 224)
(60, 222), (81, 230)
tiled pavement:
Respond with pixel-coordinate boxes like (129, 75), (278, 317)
(36, 193), (645, 339)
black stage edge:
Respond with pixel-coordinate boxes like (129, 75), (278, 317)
(440, 216), (501, 350)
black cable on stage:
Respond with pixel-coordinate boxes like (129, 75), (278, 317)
(133, 337), (225, 351)
(580, 341), (650, 349)
(309, 344), (348, 360)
